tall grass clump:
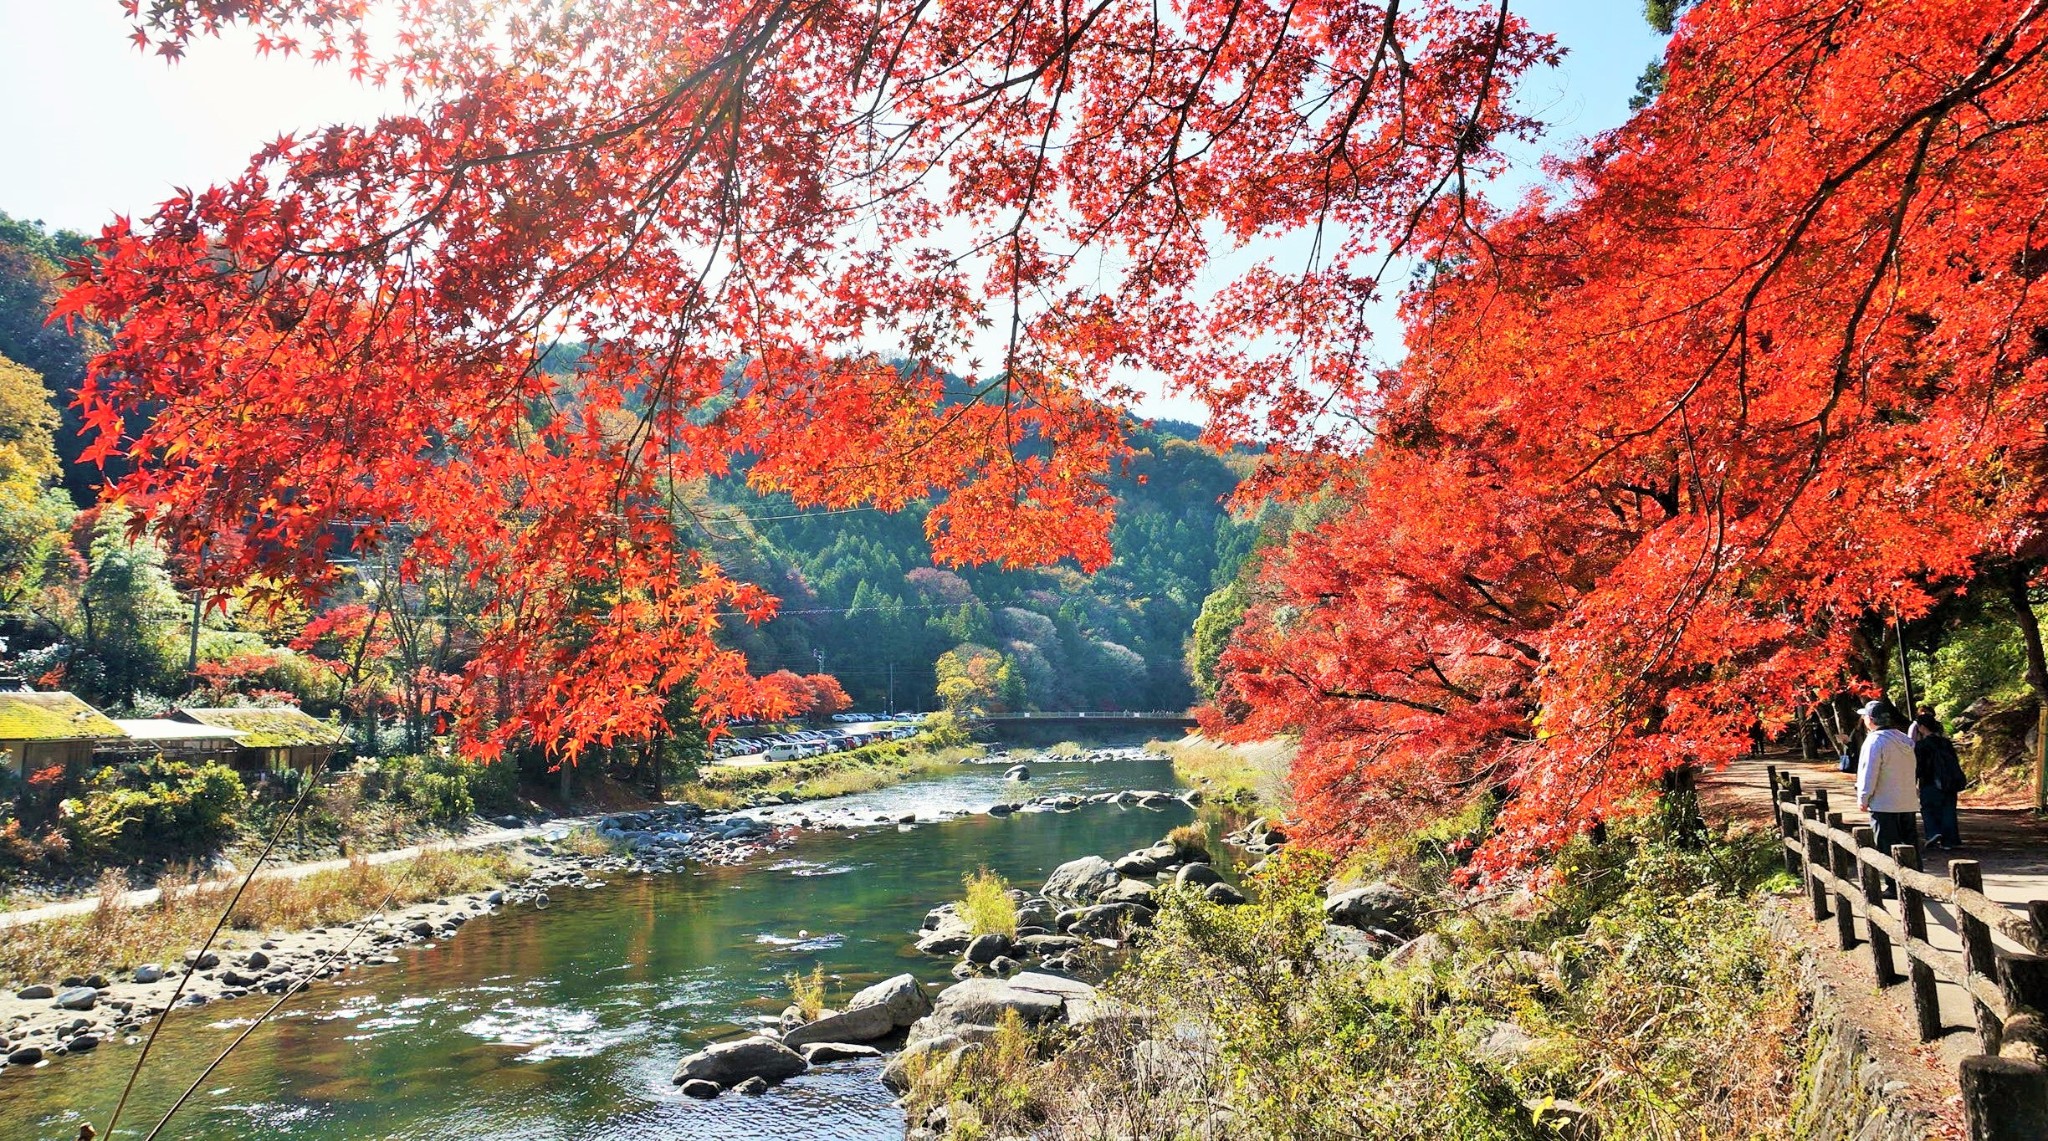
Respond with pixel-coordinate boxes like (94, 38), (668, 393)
(785, 963), (828, 1019)
(1164, 823), (1211, 861)
(958, 867), (1018, 938)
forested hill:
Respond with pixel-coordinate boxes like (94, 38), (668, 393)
(701, 424), (1257, 714)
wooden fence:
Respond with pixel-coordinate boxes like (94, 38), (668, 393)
(1769, 767), (2048, 1140)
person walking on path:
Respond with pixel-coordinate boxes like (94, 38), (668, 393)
(1857, 700), (1921, 868)
(1911, 709), (1969, 850)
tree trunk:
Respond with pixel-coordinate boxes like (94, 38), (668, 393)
(559, 759), (572, 804)
(2002, 565), (2048, 814)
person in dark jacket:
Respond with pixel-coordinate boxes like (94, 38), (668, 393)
(1911, 710), (1968, 850)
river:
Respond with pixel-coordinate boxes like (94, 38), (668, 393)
(0, 755), (1200, 1141)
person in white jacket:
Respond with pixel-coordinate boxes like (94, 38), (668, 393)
(1857, 699), (1921, 868)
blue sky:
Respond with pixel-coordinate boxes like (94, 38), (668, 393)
(0, 1), (1665, 419)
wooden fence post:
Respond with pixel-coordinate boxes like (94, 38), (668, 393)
(1953, 860), (2003, 1054)
(1777, 787), (1803, 878)
(1813, 786), (1832, 815)
(1828, 812), (1857, 951)
(1801, 801), (1830, 921)
(1960, 1056), (2048, 1141)
(1896, 844), (1943, 1041)
(1856, 826), (1896, 987)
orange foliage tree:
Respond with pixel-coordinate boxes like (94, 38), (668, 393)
(68, 1), (1552, 771)
(1208, 0), (2048, 871)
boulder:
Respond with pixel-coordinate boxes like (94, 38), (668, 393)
(1015, 934), (1083, 956)
(846, 973), (933, 1028)
(987, 803), (1017, 817)
(780, 1003), (898, 1047)
(1113, 851), (1163, 877)
(915, 927), (974, 956)
(55, 987), (98, 1011)
(1322, 924), (1384, 965)
(1015, 898), (1057, 927)
(1004, 764), (1031, 781)
(916, 978), (1066, 1034)
(184, 950), (220, 970)
(1204, 883), (1247, 906)
(963, 933), (1012, 965)
(800, 1041), (883, 1063)
(1323, 882), (1418, 937)
(7, 1045), (43, 1065)
(15, 985), (53, 1000)
(678, 1078), (721, 1099)
(244, 950), (270, 969)
(1066, 902), (1151, 939)
(1041, 856), (1119, 903)
(66, 1033), (99, 1052)
(672, 1036), (808, 1087)
(733, 1076), (770, 1096)
(1175, 863), (1225, 888)
(131, 964), (165, 985)
(881, 1033), (962, 1092)
(1385, 932), (1451, 971)
(1100, 879), (1156, 908)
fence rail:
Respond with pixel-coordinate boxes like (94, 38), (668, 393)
(1767, 766), (2048, 1140)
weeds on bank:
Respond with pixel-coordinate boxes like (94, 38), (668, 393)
(908, 821), (1807, 1141)
(555, 827), (624, 859)
(785, 963), (829, 1019)
(958, 868), (1018, 938)
(0, 848), (518, 987)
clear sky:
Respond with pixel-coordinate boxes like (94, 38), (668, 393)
(0, 1), (1666, 420)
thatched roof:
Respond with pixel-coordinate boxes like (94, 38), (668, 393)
(172, 706), (345, 749)
(0, 692), (128, 741)
(113, 719), (248, 743)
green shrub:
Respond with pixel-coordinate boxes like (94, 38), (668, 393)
(786, 963), (828, 1019)
(60, 757), (247, 862)
(959, 867), (1019, 938)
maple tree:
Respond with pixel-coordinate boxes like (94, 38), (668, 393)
(68, 0), (1553, 767)
(1207, 0), (2048, 870)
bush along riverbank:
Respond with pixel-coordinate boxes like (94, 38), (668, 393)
(872, 806), (1821, 1141)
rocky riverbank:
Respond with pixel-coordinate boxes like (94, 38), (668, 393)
(0, 751), (1190, 1082)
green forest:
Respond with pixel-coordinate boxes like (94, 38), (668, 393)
(0, 210), (1260, 731)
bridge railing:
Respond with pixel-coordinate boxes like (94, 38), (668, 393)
(1769, 765), (2048, 1140)
(972, 710), (1194, 720)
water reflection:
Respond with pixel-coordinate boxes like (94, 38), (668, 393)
(0, 758), (1196, 1141)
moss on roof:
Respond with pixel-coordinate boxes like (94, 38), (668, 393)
(174, 706), (346, 748)
(0, 692), (128, 741)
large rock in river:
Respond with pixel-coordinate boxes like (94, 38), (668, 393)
(1041, 856), (1119, 903)
(846, 973), (933, 1028)
(672, 1036), (808, 1087)
(780, 1003), (898, 1047)
(916, 977), (1066, 1034)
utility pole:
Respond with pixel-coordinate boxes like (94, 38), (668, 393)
(186, 544), (205, 685)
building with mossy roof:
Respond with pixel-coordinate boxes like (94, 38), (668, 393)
(0, 690), (131, 778)
(170, 706), (347, 774)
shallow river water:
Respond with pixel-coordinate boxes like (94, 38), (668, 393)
(0, 757), (1198, 1141)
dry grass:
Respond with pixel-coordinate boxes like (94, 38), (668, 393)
(676, 740), (985, 809)
(959, 867), (1019, 938)
(1150, 734), (1295, 811)
(785, 963), (829, 1019)
(555, 826), (624, 859)
(0, 847), (518, 987)
(1165, 823), (1212, 861)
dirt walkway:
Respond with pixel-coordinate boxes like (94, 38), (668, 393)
(0, 814), (598, 932)
(1704, 752), (2048, 1100)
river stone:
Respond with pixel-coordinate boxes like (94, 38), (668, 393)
(917, 978), (1066, 1034)
(963, 933), (1011, 965)
(1323, 882), (1417, 936)
(1041, 856), (1119, 903)
(219, 970), (257, 988)
(679, 1078), (720, 1099)
(1112, 851), (1162, 876)
(1205, 882), (1247, 906)
(15, 985), (53, 1000)
(915, 926), (974, 956)
(734, 1076), (770, 1096)
(132, 964), (164, 984)
(1066, 902), (1151, 939)
(1175, 863), (1225, 888)
(800, 1041), (884, 1063)
(184, 950), (220, 970)
(55, 988), (97, 1011)
(1100, 879), (1156, 908)
(66, 1033), (99, 1052)
(881, 1033), (962, 1092)
(987, 803), (1017, 817)
(780, 1003), (898, 1047)
(847, 973), (933, 1027)
(8, 1045), (43, 1065)
(1015, 934), (1082, 956)
(1015, 898), (1057, 927)
(673, 1036), (808, 1087)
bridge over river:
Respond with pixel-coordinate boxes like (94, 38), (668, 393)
(965, 710), (1197, 731)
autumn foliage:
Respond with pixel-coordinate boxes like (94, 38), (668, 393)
(1208, 0), (2048, 871)
(69, 1), (2048, 868)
